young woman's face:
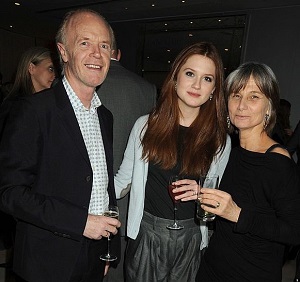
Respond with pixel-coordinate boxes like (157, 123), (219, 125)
(29, 58), (55, 93)
(176, 54), (216, 113)
(228, 75), (270, 134)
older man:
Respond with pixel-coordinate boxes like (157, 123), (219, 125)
(0, 9), (120, 282)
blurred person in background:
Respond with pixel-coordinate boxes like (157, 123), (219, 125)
(7, 46), (55, 98)
(272, 98), (293, 145)
(0, 47), (56, 267)
(287, 119), (300, 165)
(0, 46), (56, 137)
(97, 29), (157, 282)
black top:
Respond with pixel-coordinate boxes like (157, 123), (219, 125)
(144, 125), (197, 220)
(198, 145), (300, 282)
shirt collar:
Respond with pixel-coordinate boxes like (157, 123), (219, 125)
(62, 76), (102, 111)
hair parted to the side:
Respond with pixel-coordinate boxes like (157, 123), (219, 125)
(141, 42), (228, 177)
(55, 8), (113, 70)
(224, 62), (280, 136)
(8, 46), (53, 98)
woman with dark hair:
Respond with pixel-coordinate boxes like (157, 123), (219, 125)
(114, 42), (231, 281)
(197, 62), (300, 282)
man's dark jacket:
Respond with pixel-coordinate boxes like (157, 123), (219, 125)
(0, 80), (119, 281)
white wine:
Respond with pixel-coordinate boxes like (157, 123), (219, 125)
(103, 210), (119, 219)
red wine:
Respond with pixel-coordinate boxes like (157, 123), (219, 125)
(168, 184), (184, 203)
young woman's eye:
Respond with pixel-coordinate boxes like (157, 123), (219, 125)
(204, 76), (213, 82)
(185, 71), (194, 77)
(49, 67), (54, 73)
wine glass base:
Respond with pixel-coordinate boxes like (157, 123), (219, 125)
(100, 255), (117, 262)
(166, 224), (184, 230)
(199, 217), (215, 222)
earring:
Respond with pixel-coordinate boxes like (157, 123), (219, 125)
(263, 113), (270, 129)
(226, 115), (231, 129)
(174, 82), (177, 92)
(209, 94), (213, 101)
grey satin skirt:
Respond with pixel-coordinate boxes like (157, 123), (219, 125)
(125, 211), (202, 282)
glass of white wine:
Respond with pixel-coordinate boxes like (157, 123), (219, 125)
(196, 175), (219, 221)
(100, 205), (119, 262)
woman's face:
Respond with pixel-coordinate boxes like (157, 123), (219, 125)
(176, 54), (216, 114)
(228, 75), (270, 134)
(29, 58), (55, 92)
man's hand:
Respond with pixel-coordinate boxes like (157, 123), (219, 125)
(83, 214), (121, 240)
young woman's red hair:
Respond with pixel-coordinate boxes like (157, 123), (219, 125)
(142, 42), (227, 176)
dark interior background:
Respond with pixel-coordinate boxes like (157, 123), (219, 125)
(1, 0), (300, 127)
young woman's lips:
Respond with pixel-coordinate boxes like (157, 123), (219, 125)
(187, 91), (200, 98)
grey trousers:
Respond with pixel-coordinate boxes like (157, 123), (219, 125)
(125, 212), (202, 282)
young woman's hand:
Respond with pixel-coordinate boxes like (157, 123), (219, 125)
(172, 179), (200, 201)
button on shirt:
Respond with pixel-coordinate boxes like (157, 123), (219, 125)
(63, 77), (109, 215)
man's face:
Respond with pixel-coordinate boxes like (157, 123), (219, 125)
(57, 12), (111, 92)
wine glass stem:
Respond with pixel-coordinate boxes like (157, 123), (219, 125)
(106, 236), (111, 257)
(174, 204), (178, 224)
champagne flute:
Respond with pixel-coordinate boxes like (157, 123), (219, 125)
(167, 175), (184, 230)
(100, 205), (119, 261)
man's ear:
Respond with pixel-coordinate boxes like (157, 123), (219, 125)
(57, 43), (68, 63)
(116, 49), (121, 61)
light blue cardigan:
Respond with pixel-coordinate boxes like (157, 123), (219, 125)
(115, 115), (231, 248)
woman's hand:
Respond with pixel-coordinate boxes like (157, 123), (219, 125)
(172, 179), (200, 201)
(199, 188), (241, 223)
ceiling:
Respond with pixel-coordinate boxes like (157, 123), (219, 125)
(1, 0), (300, 40)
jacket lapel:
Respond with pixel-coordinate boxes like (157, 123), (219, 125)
(54, 81), (90, 165)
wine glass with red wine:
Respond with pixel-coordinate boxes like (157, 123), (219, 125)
(167, 175), (184, 230)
